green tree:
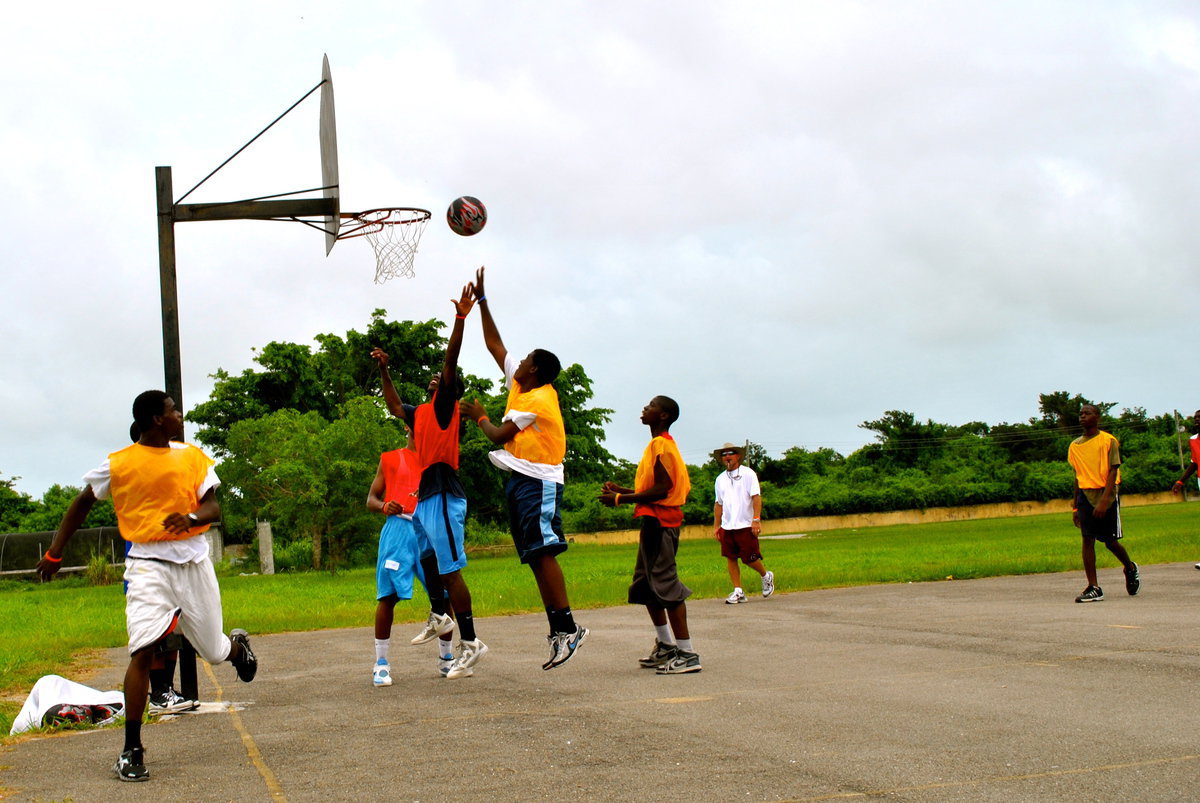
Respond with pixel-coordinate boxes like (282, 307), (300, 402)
(218, 397), (404, 571)
(1, 474), (36, 532)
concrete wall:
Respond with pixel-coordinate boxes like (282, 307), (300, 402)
(567, 492), (1184, 546)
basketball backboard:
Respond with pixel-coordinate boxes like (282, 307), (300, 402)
(320, 54), (340, 255)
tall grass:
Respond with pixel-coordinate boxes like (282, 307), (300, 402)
(3, 502), (1196, 735)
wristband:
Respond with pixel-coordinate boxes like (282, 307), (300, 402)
(455, 314), (466, 320)
(187, 513), (200, 527)
(477, 295), (486, 303)
(752, 517), (761, 521)
(1174, 481), (1184, 486)
(477, 415), (489, 425)
(614, 493), (621, 506)
(43, 551), (62, 563)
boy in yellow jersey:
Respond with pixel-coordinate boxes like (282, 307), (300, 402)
(36, 391), (257, 782)
(462, 266), (588, 670)
(599, 396), (699, 674)
(1068, 404), (1140, 603)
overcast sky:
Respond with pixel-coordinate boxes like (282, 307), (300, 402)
(4, 1), (1199, 497)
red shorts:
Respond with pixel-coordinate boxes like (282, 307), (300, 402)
(718, 527), (762, 564)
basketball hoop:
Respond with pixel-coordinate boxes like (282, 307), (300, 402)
(337, 207), (431, 283)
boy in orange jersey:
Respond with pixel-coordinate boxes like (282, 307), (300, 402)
(462, 266), (588, 671)
(1170, 409), (1200, 570)
(1069, 403), (1140, 603)
(373, 284), (486, 679)
(36, 390), (257, 782)
(599, 395), (699, 674)
(366, 423), (455, 686)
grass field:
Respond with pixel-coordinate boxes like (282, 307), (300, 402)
(2, 501), (1196, 735)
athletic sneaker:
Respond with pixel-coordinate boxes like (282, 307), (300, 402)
(113, 747), (149, 782)
(1124, 563), (1141, 596)
(656, 649), (702, 674)
(725, 588), (747, 604)
(149, 686), (199, 713)
(90, 703), (124, 726)
(1075, 585), (1104, 603)
(230, 629), (258, 682)
(543, 625), (589, 670)
(762, 570), (775, 598)
(372, 658), (392, 687)
(637, 639), (676, 669)
(438, 653), (455, 677)
(411, 612), (455, 645)
(41, 704), (92, 727)
(446, 638), (488, 679)
(1195, 563), (1200, 571)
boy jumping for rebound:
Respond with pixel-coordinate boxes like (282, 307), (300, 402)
(1069, 403), (1140, 603)
(599, 395), (699, 674)
(37, 391), (257, 782)
(462, 266), (588, 670)
(366, 425), (455, 685)
(373, 284), (486, 679)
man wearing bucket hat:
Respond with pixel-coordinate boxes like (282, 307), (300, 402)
(712, 442), (774, 603)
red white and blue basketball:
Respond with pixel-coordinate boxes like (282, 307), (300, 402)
(447, 196), (487, 236)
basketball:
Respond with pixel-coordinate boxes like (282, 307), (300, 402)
(447, 196), (487, 236)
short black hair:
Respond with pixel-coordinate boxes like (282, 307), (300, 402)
(132, 390), (169, 431)
(531, 349), (562, 384)
(657, 395), (680, 426)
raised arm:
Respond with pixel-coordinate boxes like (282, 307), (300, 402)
(371, 347), (410, 421)
(471, 266), (508, 371)
(442, 283), (476, 382)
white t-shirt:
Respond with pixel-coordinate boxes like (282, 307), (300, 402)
(485, 351), (565, 484)
(714, 465), (761, 529)
(85, 442), (220, 564)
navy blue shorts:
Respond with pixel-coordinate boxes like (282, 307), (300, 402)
(1075, 491), (1122, 543)
(505, 472), (568, 564)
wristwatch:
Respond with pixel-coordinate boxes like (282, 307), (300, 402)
(187, 513), (200, 527)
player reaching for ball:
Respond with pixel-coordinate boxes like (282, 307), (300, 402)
(461, 266), (589, 670)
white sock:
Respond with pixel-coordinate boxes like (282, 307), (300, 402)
(438, 636), (454, 659)
(654, 623), (675, 645)
(676, 638), (694, 653)
(733, 587), (744, 595)
(375, 638), (390, 662)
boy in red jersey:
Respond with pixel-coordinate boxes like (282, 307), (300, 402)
(36, 391), (257, 782)
(372, 284), (486, 679)
(462, 266), (588, 671)
(366, 423), (455, 685)
(599, 395), (699, 673)
(1170, 409), (1200, 570)
(1069, 404), (1140, 603)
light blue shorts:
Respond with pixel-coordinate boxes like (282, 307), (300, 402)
(376, 515), (424, 600)
(413, 493), (468, 575)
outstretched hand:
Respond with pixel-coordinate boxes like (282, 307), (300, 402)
(452, 283), (475, 318)
(471, 266), (486, 301)
(370, 347), (390, 369)
(461, 398), (487, 422)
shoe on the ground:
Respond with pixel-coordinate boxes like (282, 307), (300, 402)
(230, 629), (258, 682)
(656, 649), (702, 674)
(41, 704), (93, 727)
(113, 747), (149, 782)
(725, 588), (747, 604)
(1195, 563), (1200, 571)
(438, 653), (454, 677)
(148, 686), (199, 713)
(446, 638), (488, 679)
(637, 639), (676, 669)
(90, 703), (124, 726)
(372, 658), (392, 687)
(762, 570), (775, 598)
(543, 625), (589, 670)
(1075, 585), (1104, 603)
(411, 612), (455, 645)
(1124, 563), (1141, 596)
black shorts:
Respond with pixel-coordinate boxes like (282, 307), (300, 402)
(1076, 491), (1122, 543)
(628, 516), (692, 609)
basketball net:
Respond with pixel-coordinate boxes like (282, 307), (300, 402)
(337, 208), (431, 283)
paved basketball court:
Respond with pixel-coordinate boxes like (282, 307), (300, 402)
(3, 563), (1199, 801)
